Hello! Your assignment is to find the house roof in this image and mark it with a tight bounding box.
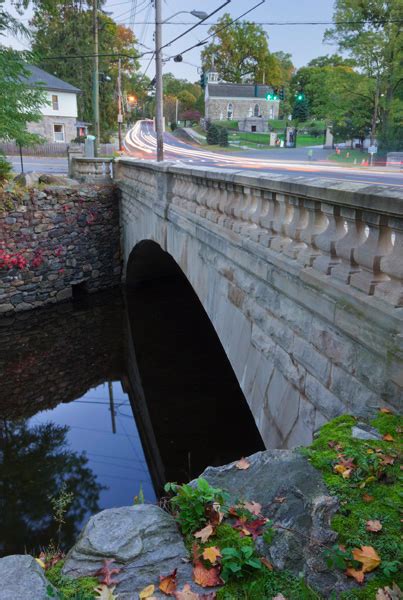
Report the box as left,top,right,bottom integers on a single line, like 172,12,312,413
207,83,274,99
24,65,81,94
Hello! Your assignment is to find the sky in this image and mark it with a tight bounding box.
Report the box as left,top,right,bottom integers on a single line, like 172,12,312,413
3,0,339,81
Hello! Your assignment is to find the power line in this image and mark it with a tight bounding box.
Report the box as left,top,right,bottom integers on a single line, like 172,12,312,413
113,18,403,26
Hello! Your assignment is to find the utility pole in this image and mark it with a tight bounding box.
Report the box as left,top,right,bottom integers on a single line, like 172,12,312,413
154,0,164,161
117,58,123,151
175,97,178,124
92,0,100,155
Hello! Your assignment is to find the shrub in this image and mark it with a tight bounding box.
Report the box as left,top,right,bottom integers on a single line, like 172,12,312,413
206,124,220,145
0,153,12,181
170,121,177,132
218,128,229,147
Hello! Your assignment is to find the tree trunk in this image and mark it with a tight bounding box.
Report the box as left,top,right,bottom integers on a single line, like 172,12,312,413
370,77,380,146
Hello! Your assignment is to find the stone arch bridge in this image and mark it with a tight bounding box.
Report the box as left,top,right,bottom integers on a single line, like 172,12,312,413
76,158,403,447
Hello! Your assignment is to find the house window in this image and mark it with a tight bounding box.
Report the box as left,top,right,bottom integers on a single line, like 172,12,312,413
227,102,233,120
52,95,59,110
254,103,260,117
53,124,65,142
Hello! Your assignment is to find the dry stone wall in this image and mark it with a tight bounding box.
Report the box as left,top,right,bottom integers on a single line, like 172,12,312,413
0,183,121,314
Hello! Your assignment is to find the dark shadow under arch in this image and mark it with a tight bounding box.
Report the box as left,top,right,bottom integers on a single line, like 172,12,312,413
125,240,265,488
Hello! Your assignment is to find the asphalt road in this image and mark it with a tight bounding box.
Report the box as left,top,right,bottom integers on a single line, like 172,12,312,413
124,120,403,189
8,155,68,174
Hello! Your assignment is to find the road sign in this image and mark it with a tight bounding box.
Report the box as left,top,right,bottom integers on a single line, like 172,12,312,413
368,145,378,154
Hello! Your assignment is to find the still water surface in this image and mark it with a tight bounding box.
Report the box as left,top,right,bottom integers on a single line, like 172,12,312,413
0,279,263,556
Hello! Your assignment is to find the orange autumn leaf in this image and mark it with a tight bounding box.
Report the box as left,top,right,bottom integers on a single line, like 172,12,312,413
333,464,352,479
173,584,217,599
346,567,365,584
260,557,273,571
193,562,223,588
194,523,215,543
202,546,221,565
366,520,382,533
362,494,374,503
352,546,381,573
383,434,394,442
379,407,392,414
235,457,250,470
380,455,395,466
159,569,177,595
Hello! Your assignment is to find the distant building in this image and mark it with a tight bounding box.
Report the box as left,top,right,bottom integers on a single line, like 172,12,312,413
24,66,87,143
204,71,280,123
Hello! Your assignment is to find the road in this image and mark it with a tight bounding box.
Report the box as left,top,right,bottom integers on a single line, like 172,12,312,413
8,155,68,174
124,120,403,189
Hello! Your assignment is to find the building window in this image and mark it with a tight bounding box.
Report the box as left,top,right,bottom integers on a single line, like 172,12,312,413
53,124,65,142
52,95,59,110
254,103,260,117
227,102,233,120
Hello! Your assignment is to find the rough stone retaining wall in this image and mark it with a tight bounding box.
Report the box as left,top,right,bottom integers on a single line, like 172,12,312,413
0,184,121,314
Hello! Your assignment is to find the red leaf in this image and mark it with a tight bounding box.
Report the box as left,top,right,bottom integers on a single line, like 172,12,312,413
159,568,178,595
233,516,267,539
193,562,223,588
95,559,121,586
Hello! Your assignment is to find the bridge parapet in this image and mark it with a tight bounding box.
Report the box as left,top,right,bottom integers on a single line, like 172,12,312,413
70,157,113,183
108,157,403,446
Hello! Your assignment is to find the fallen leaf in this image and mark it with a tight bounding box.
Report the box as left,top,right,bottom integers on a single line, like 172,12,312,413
235,457,250,470
95,559,121,586
174,584,217,599
366,520,382,533
233,516,267,539
274,496,286,504
94,585,118,600
379,407,392,414
193,562,223,588
194,523,215,543
383,434,394,442
362,494,374,503
334,464,352,478
35,558,46,569
346,568,365,584
202,546,221,565
242,501,262,515
205,503,224,526
159,569,177,595
380,455,395,466
260,557,273,571
376,583,402,600
139,584,156,599
272,595,288,600
352,546,381,573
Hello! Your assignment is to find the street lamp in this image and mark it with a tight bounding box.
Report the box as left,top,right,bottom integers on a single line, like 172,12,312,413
154,3,208,161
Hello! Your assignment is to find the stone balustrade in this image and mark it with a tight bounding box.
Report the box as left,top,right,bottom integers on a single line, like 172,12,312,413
115,159,403,308
70,157,114,183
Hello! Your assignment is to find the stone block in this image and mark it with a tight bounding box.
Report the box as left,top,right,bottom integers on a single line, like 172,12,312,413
265,369,300,440
305,373,345,420
292,335,331,384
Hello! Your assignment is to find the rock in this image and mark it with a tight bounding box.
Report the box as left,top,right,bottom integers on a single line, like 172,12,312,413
62,504,209,599
14,172,41,187
0,555,59,600
198,449,354,597
352,424,382,440
38,174,68,185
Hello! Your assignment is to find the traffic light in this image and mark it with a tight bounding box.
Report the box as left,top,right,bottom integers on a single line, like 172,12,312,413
200,71,206,89
295,92,305,101
279,87,285,101
266,88,279,101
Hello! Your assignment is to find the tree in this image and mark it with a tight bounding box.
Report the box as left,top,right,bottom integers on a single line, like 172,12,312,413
271,51,295,117
292,97,309,122
177,90,197,110
206,123,220,145
218,127,228,147
201,13,281,85
0,419,104,556
325,0,403,150
0,3,47,146
30,0,139,139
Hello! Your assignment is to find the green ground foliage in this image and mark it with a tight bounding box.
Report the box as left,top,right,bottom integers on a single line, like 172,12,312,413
302,413,402,598
46,561,98,600
328,149,369,164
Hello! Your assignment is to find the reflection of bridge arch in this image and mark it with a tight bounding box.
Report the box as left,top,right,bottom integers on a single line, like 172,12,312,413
125,240,264,492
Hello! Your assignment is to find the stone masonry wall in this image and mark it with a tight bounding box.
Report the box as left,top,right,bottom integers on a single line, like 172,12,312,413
205,98,279,121
27,115,77,143
0,184,121,314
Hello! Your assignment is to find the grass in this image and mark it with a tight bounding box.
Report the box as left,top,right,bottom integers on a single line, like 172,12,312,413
328,149,369,164
302,413,403,599
296,134,323,147
46,562,98,600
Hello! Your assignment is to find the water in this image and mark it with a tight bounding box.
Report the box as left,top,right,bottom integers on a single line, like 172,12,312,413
0,279,264,557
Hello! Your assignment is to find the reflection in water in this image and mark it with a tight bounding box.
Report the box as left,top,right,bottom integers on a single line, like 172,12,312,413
1,277,264,556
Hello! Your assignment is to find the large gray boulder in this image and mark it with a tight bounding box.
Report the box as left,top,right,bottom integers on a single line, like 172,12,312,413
199,449,352,597
0,555,58,600
62,504,208,599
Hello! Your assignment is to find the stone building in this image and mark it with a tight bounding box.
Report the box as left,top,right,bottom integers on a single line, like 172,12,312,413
204,71,279,123
25,66,85,143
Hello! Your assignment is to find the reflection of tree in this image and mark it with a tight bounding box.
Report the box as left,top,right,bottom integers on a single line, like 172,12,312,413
0,419,104,556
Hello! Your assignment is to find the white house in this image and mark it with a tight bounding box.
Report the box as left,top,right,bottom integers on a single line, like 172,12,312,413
25,65,88,143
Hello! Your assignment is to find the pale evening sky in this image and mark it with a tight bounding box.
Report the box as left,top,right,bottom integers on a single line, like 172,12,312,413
3,0,339,81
